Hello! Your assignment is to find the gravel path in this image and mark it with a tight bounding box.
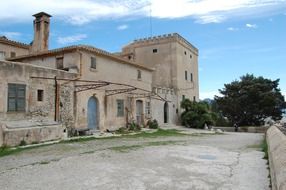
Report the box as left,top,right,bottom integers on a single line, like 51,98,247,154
0,130,270,190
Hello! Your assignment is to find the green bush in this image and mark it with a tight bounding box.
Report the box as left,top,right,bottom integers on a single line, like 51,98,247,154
181,99,216,129
147,119,159,129
128,122,141,131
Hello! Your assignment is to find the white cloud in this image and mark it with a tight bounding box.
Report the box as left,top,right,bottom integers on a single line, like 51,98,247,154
0,31,22,39
117,24,129,30
227,27,239,31
246,23,257,28
57,34,87,45
0,0,285,25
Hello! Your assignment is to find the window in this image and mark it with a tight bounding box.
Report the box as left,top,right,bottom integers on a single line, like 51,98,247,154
91,57,96,69
128,55,132,60
0,51,5,60
145,101,151,116
56,57,64,69
185,71,188,80
190,73,193,82
137,70,142,80
37,89,44,101
117,99,124,117
8,84,26,112
153,49,158,53
190,54,192,59
184,51,186,55
193,96,196,102
10,52,16,58
182,95,185,101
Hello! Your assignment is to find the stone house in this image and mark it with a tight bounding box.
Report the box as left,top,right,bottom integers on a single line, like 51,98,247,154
0,12,199,146
121,33,199,124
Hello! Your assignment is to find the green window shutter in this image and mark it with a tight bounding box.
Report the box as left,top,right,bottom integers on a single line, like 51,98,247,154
7,84,26,112
117,99,124,117
91,57,96,69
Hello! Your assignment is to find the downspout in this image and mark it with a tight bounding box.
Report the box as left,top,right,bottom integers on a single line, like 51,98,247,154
54,76,59,121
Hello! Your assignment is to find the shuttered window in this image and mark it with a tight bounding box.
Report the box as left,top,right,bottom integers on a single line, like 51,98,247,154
8,84,26,112
117,99,124,117
91,57,96,69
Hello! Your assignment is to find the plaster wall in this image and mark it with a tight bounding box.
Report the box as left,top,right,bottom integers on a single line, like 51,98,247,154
0,43,29,60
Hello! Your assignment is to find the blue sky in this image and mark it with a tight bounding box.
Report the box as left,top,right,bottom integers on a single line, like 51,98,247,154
0,0,285,99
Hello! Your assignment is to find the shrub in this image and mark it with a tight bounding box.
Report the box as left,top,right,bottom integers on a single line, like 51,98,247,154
147,119,159,129
128,122,141,131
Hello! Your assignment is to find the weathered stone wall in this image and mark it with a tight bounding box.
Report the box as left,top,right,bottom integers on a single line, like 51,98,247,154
0,42,29,60
0,123,63,147
213,126,269,133
122,34,199,124
267,126,286,190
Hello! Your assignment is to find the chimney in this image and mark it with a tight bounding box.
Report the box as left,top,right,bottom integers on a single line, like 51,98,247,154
31,12,51,52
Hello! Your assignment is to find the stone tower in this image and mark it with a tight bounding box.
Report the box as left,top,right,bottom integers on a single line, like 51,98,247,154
31,12,51,52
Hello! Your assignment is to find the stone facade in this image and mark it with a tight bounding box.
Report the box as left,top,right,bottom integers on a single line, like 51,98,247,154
0,37,30,60
121,33,199,124
0,12,199,146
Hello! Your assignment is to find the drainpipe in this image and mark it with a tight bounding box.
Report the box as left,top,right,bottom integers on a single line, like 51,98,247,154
54,76,60,121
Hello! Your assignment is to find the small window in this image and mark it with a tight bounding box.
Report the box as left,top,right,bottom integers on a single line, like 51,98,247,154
190,54,192,59
117,99,124,117
10,52,16,58
56,57,64,69
8,84,26,112
182,95,185,101
137,70,142,80
37,90,44,101
0,51,5,60
128,55,132,60
184,51,186,55
153,49,158,53
185,71,188,80
190,73,193,82
91,57,96,69
193,96,196,102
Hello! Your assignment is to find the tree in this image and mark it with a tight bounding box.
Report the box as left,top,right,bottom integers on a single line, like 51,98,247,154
215,74,285,126
181,99,216,128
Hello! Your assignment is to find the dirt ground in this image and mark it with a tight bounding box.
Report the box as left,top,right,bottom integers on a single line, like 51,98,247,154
0,129,270,190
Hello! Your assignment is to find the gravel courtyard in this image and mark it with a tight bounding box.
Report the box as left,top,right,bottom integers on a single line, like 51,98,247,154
0,129,270,190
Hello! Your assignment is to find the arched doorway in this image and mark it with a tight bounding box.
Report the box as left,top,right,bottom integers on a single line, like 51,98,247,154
87,96,98,130
164,102,169,123
136,100,143,125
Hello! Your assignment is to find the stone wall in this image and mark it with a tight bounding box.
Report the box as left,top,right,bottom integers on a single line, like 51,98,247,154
0,123,63,147
267,126,286,190
213,126,269,133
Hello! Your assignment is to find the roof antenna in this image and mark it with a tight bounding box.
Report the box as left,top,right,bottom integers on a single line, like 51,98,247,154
149,3,153,37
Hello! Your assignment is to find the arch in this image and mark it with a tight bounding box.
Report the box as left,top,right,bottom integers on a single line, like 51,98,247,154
87,96,99,130
164,102,169,123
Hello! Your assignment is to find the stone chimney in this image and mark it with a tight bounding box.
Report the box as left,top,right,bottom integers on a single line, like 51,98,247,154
31,12,51,52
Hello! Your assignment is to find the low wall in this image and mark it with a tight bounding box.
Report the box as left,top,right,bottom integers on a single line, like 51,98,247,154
0,124,63,147
213,126,268,133
267,126,286,190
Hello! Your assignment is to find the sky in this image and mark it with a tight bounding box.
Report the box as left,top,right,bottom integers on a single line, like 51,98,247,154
0,0,285,100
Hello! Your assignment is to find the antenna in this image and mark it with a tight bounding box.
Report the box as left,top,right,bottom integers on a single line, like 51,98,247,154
149,3,153,37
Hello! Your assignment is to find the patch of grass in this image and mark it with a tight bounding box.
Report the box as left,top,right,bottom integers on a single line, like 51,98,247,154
110,145,143,153
126,128,187,138
39,161,50,165
60,136,97,144
146,141,181,146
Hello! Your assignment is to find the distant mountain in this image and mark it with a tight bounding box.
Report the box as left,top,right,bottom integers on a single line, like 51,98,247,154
201,98,214,104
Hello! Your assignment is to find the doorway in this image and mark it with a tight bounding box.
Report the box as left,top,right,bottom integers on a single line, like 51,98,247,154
87,96,98,130
136,100,143,125
164,102,169,123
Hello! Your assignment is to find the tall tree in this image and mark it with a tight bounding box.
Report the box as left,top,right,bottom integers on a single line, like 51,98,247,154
215,74,285,126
